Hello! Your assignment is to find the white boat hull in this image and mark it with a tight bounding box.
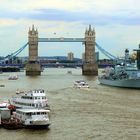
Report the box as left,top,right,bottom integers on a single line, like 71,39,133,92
98,78,140,88
25,119,50,126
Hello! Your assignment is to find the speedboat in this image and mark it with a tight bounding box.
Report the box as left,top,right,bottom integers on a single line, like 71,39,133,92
8,75,18,80
67,70,72,74
74,80,89,88
0,101,9,108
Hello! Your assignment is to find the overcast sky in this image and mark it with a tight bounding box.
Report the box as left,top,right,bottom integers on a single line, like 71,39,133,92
0,0,140,58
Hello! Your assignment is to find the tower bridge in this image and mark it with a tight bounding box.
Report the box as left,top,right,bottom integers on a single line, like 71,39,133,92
26,25,98,76
1,25,117,76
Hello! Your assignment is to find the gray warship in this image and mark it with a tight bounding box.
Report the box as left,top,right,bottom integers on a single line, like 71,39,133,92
98,46,140,88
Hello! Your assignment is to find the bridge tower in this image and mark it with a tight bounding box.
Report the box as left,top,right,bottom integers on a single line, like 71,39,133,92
82,25,98,75
26,25,41,75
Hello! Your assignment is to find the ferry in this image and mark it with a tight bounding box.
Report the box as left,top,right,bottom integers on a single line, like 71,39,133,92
14,109,50,128
74,80,89,88
10,89,50,110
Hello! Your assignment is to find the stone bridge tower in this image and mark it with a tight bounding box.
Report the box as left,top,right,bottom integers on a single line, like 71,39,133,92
82,25,98,75
26,25,41,75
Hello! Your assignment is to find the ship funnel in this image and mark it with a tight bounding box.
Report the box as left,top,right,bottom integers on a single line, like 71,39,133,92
125,49,129,61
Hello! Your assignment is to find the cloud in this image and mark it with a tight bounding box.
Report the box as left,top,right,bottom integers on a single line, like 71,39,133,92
0,7,140,26
0,0,140,26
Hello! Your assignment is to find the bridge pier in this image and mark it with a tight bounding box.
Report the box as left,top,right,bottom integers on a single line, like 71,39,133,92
26,62,41,76
82,25,98,75
26,25,41,76
82,63,98,75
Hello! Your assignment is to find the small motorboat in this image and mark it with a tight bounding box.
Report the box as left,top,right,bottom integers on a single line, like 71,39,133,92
0,101,9,108
0,84,5,87
74,80,89,88
67,70,72,74
8,75,18,80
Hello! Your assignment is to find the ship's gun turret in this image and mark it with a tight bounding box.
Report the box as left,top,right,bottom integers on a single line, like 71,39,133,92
133,44,140,70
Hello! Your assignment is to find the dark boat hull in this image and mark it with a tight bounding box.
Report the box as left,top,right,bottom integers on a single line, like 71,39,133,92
24,124,50,129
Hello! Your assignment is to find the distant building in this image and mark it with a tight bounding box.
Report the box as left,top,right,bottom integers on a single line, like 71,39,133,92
67,52,74,61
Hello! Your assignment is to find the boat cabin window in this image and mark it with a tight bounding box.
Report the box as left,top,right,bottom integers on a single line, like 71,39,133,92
21,96,33,99
32,112,36,115
41,112,47,115
26,113,31,116
40,90,44,93
42,97,46,99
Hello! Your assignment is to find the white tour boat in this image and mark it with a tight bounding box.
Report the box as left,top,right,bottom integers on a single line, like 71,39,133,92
14,109,50,128
10,89,49,110
74,80,89,88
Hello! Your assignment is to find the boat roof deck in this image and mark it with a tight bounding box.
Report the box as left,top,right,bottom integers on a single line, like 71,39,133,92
16,109,50,113
16,89,46,96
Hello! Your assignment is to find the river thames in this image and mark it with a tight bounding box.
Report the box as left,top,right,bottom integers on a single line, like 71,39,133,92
0,68,140,140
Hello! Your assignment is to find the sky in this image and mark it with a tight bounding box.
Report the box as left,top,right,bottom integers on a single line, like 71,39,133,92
0,0,140,59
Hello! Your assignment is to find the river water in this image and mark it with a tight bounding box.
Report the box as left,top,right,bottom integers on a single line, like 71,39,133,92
0,68,140,140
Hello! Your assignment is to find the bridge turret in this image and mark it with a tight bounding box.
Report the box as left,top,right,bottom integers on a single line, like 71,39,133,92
82,25,98,75
85,28,88,34
26,25,41,75
89,24,91,31
36,28,38,34
32,24,35,32
28,25,38,61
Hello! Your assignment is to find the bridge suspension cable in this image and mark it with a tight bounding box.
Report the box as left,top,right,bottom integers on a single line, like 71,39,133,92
2,42,28,62
12,42,28,57
95,43,117,60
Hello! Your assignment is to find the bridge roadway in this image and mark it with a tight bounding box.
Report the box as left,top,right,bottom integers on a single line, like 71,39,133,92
0,63,114,69
38,38,117,60
38,38,85,42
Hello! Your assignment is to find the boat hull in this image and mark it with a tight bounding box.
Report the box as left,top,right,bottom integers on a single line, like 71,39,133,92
25,124,50,129
24,119,50,128
98,78,140,88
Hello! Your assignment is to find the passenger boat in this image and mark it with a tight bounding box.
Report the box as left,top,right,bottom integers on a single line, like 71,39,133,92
74,80,89,88
15,109,50,128
10,89,50,110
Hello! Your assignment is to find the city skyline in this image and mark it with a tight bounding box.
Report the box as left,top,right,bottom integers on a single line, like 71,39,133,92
0,0,140,58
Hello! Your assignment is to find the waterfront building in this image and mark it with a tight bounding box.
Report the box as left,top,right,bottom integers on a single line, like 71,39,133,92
67,52,74,61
